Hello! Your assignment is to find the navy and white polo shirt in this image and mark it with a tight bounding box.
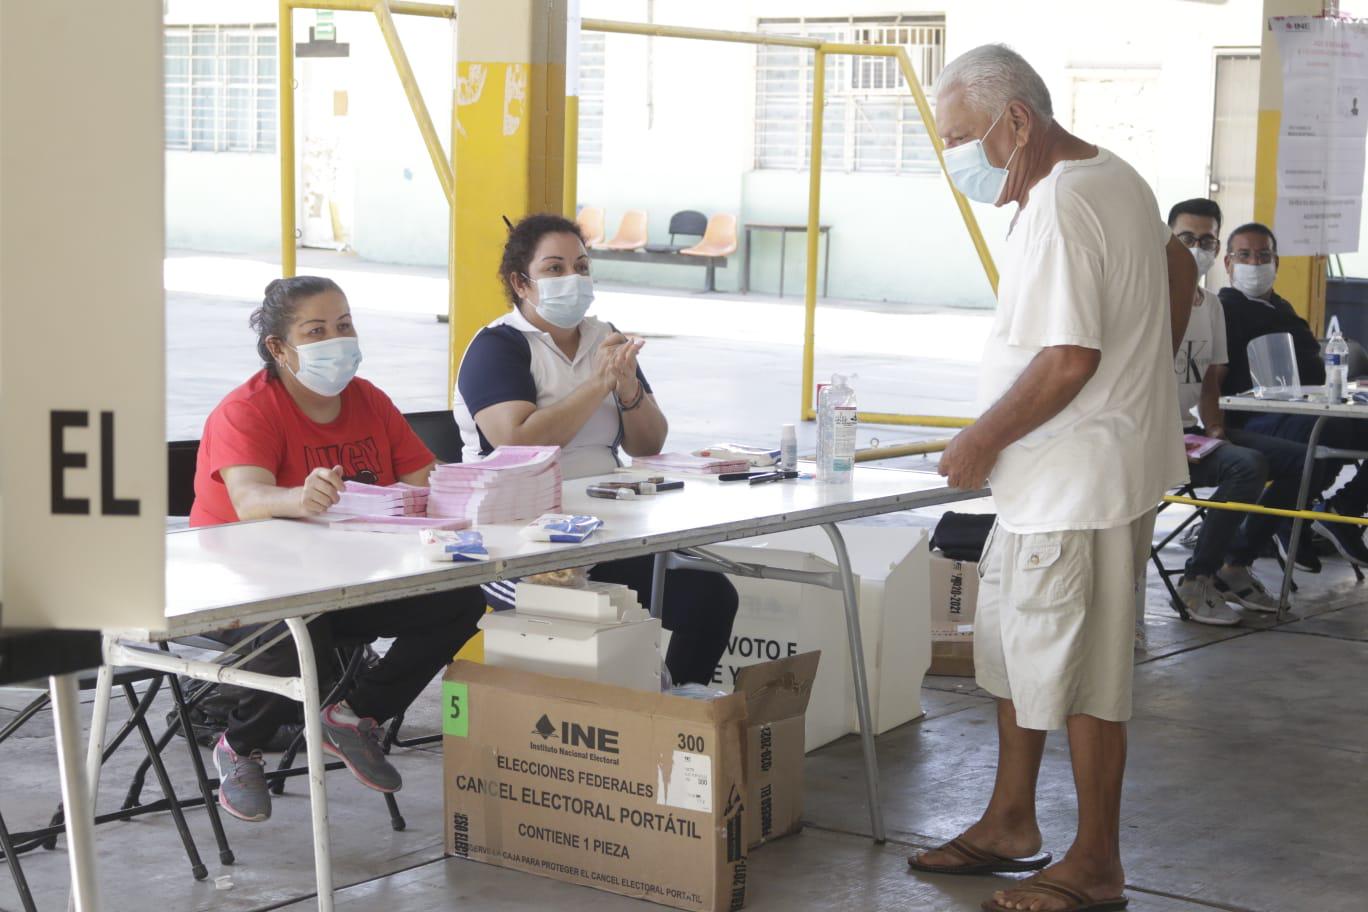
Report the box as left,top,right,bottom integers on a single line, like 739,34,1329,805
452,308,652,480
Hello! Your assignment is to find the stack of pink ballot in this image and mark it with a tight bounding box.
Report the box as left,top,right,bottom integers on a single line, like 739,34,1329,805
326,481,468,533
630,453,750,476
332,481,429,517
426,446,564,525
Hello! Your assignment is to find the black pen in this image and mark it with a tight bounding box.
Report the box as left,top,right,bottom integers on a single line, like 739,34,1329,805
719,472,757,482
749,472,785,485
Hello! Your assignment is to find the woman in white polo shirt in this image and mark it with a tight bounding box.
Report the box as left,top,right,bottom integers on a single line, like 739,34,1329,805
452,213,737,685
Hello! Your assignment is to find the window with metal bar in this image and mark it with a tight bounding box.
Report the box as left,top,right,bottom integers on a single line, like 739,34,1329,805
577,32,606,165
755,16,945,174
165,24,277,153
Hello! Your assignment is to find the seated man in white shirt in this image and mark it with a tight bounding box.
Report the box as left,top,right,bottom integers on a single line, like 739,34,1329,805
1168,198,1304,622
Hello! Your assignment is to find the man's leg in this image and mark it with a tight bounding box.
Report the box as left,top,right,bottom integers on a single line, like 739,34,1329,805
990,716,1128,912
1183,442,1267,579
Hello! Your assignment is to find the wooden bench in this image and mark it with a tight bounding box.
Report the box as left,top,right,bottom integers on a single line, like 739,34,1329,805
589,247,728,292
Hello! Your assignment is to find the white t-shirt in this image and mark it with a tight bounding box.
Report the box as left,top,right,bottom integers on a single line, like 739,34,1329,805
1174,288,1228,428
975,148,1188,534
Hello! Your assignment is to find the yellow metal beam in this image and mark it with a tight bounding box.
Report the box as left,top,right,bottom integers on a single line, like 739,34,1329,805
279,0,297,276
581,18,821,49
374,1,455,203
453,0,568,400
801,48,826,425
285,0,454,18
1164,494,1368,526
855,439,951,461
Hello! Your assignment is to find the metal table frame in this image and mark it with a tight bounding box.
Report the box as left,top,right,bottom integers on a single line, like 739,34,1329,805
741,223,831,298
92,470,976,911
1221,393,1368,618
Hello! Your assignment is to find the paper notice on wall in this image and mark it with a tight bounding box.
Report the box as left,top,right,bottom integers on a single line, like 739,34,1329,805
1271,17,1368,255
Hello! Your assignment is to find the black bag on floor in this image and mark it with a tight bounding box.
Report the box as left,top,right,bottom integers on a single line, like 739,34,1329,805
930,512,996,562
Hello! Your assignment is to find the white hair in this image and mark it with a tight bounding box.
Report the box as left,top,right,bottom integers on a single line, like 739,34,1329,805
936,44,1053,123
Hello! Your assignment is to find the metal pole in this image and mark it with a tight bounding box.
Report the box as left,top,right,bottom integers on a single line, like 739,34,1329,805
821,523,886,843
580,18,821,49
563,0,581,217
374,1,456,203
285,616,335,912
51,674,99,911
1278,414,1328,619
447,14,459,403
280,0,297,276
894,48,998,294
800,49,825,422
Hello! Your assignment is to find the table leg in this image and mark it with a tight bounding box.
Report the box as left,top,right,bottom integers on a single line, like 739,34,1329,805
50,673,99,912
822,230,831,298
82,662,113,818
285,616,334,912
742,228,751,294
1279,414,1329,620
778,230,786,299
649,552,668,620
820,523,886,844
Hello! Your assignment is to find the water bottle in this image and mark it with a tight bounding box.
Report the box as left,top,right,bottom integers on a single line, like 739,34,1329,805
1326,317,1349,403
818,374,857,484
816,384,833,481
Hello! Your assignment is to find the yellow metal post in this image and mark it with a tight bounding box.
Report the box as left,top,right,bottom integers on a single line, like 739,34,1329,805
563,0,580,217
452,0,567,396
1254,0,1329,329
800,49,825,423
279,0,296,276
374,2,455,203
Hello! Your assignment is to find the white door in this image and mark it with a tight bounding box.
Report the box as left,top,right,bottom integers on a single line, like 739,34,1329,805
298,55,355,250
1208,53,1261,291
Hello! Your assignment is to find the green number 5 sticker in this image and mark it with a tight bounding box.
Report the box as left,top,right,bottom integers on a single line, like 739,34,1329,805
443,681,469,737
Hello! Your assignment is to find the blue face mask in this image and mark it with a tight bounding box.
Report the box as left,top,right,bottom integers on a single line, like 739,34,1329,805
285,336,362,397
942,109,1020,205
532,274,595,329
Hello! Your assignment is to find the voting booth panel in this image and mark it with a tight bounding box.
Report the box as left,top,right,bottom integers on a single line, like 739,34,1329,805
0,0,167,629
712,525,931,749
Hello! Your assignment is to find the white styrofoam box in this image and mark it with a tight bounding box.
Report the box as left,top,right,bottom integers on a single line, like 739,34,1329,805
704,546,853,750
709,524,931,750
514,580,641,622
479,610,662,692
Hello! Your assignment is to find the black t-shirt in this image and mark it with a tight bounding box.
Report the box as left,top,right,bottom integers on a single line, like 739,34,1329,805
1218,287,1324,400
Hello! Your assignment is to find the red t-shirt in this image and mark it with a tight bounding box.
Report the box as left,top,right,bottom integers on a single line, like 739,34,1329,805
189,371,434,527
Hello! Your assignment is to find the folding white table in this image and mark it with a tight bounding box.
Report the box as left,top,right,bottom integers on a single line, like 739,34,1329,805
95,466,977,910
1220,393,1368,617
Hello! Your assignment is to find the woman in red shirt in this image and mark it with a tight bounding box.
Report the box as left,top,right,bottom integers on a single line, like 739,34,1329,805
192,276,484,823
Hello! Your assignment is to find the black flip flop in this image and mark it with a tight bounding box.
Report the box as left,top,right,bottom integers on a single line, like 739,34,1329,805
908,836,1052,876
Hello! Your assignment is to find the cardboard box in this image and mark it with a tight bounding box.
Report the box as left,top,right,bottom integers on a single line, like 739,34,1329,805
707,546,851,749
928,555,978,677
443,660,749,912
711,525,931,747
736,652,818,849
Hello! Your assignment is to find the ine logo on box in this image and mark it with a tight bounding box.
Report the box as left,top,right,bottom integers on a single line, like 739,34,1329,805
531,713,621,755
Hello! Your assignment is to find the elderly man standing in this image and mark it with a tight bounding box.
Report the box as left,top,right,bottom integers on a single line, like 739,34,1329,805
907,46,1194,912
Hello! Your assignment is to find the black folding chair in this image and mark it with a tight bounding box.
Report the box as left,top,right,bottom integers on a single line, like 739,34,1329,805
1151,485,1202,621
644,209,707,254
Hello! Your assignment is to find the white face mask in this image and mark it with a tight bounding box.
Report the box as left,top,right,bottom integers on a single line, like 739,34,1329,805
532,274,595,329
1232,263,1277,301
284,336,363,397
942,109,1020,206
1190,245,1217,279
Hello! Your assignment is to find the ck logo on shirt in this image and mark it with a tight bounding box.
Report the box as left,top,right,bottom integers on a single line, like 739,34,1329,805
303,436,382,483
1176,339,1209,384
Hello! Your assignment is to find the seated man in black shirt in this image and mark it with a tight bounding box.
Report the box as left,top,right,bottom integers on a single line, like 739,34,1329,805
1219,221,1368,568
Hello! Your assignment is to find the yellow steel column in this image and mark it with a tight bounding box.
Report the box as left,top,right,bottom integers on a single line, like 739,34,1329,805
1254,0,1329,328
563,0,580,217
800,49,826,422
279,0,296,276
452,0,567,396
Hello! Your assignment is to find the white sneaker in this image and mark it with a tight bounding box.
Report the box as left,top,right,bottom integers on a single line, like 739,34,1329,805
1175,576,1241,626
1215,565,1279,614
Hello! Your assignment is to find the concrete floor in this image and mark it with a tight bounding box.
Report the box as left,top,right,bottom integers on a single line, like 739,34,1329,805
4,259,1364,911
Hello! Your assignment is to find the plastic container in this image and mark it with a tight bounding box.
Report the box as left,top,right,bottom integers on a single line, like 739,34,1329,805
780,424,797,473
1325,316,1348,403
1246,333,1301,398
817,374,856,484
